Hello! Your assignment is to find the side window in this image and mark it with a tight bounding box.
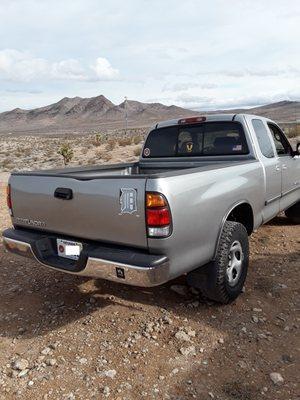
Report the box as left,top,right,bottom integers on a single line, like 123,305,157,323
268,124,291,156
252,119,274,158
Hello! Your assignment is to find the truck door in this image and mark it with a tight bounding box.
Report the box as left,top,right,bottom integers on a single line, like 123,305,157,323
267,123,300,211
250,118,282,221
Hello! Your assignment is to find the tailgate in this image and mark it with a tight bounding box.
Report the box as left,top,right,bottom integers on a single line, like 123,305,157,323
9,175,148,248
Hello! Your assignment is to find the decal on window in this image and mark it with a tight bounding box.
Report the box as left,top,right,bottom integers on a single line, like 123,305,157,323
232,144,242,151
143,147,150,157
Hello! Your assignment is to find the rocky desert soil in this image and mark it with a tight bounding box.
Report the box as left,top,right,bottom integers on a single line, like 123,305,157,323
0,135,299,400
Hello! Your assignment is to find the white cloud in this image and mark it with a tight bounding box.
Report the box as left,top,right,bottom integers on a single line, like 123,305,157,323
91,57,119,80
0,49,119,82
163,82,218,92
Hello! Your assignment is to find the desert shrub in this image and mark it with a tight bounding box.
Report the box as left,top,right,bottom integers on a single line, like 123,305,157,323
95,149,111,162
118,137,132,146
286,125,300,138
1,157,13,170
106,139,117,151
93,133,104,146
133,146,142,156
95,149,105,158
102,153,111,162
58,143,74,165
133,135,142,145
87,158,97,165
81,148,88,155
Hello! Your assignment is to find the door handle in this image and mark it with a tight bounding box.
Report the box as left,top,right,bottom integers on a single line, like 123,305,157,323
275,165,280,171
282,164,287,170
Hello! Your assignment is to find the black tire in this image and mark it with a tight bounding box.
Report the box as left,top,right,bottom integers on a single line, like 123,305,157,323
285,202,300,224
187,221,249,304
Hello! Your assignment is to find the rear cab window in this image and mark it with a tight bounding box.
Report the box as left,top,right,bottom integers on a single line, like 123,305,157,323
142,122,249,158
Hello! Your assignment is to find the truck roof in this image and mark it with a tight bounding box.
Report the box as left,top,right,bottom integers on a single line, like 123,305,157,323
155,113,272,129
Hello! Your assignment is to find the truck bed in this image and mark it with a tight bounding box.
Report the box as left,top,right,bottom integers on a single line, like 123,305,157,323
9,158,255,249
12,158,252,180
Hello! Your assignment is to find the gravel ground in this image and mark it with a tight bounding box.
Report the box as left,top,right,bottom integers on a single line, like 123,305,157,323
0,171,299,400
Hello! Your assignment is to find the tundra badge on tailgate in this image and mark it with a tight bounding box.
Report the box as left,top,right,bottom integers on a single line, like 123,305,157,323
120,188,137,214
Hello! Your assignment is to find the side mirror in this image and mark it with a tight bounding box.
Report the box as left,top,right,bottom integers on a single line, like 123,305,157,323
293,142,300,157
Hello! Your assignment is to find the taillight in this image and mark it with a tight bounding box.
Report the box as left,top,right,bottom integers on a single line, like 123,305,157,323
146,192,172,237
6,184,13,216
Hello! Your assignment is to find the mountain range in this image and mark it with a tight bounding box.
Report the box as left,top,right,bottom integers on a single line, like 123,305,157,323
0,95,299,135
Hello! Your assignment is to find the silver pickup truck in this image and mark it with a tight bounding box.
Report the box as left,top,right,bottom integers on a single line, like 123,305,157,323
3,114,300,303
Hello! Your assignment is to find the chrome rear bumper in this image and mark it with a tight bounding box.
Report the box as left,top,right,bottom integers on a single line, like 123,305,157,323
2,232,169,287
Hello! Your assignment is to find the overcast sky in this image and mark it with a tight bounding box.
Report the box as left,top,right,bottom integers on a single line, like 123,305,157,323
0,0,299,112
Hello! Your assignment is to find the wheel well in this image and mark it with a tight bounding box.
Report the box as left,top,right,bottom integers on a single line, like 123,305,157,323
227,203,254,235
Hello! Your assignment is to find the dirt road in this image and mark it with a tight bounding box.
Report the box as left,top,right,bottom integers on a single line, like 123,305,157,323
0,176,299,400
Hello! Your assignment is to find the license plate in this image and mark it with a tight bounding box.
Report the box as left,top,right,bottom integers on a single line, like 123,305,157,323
57,239,82,260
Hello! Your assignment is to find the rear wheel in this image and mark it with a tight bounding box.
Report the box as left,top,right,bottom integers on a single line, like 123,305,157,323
285,202,300,224
187,221,249,304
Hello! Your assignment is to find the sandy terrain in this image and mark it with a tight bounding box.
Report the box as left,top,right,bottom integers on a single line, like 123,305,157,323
0,137,299,400
0,132,146,172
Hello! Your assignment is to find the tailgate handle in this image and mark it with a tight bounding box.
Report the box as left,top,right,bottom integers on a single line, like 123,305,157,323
54,187,73,200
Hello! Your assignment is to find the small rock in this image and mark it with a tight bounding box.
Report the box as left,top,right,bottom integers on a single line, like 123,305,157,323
41,347,51,355
175,330,191,342
252,315,259,323
46,358,57,366
18,369,29,378
188,300,200,308
281,354,293,364
238,360,247,369
186,327,196,337
179,346,196,356
276,283,288,289
104,369,117,379
170,285,188,296
103,386,110,397
218,338,224,344
270,372,284,385
11,359,29,371
79,357,88,364
162,315,172,324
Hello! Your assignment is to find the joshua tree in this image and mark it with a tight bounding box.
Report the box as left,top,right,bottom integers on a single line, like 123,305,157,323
94,133,103,146
58,143,74,166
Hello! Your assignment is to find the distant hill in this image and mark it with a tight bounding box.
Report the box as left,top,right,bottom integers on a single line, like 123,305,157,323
0,95,196,135
212,101,300,122
0,96,299,135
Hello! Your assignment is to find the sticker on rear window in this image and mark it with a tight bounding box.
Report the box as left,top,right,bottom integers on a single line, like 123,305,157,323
232,144,242,151
143,147,150,157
